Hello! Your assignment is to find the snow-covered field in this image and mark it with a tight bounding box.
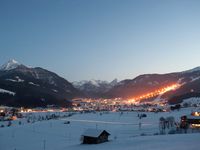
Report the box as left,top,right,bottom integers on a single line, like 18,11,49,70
0,108,200,150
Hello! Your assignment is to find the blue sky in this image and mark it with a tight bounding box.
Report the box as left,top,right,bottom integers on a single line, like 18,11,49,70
1,0,200,81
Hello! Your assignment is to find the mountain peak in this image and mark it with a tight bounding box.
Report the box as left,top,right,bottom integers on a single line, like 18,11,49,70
0,59,21,71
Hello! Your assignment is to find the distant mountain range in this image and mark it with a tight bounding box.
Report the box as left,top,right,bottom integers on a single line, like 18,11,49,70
72,79,118,98
1,59,200,107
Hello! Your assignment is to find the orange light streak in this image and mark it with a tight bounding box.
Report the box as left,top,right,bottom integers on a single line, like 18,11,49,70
128,83,181,103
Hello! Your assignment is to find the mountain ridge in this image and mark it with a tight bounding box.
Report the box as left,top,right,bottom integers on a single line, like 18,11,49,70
0,60,83,107
1,59,200,106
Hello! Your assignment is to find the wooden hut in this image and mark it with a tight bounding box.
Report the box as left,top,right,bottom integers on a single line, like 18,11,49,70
82,129,110,144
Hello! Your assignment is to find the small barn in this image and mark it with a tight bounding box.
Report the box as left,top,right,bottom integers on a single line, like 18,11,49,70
82,129,110,144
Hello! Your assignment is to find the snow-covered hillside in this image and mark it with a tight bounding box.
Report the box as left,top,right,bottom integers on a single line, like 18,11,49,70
182,97,200,106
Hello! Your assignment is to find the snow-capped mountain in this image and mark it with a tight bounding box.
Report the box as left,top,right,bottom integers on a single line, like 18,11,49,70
0,60,82,107
73,80,108,88
73,79,118,98
0,59,21,70
73,79,117,89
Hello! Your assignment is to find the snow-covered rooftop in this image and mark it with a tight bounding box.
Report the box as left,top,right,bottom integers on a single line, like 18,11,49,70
82,129,110,138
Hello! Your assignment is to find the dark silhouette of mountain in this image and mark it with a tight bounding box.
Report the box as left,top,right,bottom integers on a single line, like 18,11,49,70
1,59,200,106
72,67,200,104
0,60,82,107
105,67,200,104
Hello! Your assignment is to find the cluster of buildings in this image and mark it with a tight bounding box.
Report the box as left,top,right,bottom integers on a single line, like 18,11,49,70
181,111,200,129
71,98,168,112
0,106,69,121
0,106,22,121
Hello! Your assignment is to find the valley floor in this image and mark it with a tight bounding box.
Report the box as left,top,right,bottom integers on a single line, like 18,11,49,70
0,108,200,150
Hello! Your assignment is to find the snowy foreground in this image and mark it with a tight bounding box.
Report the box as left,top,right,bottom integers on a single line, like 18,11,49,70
0,108,200,150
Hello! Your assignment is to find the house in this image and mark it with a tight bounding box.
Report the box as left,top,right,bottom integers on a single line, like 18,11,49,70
82,129,110,144
181,112,200,128
186,115,200,128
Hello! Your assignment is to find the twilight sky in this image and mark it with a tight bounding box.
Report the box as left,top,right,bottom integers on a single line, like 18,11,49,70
1,0,200,82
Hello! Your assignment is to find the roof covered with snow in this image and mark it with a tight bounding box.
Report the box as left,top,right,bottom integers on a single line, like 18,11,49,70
82,129,110,138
